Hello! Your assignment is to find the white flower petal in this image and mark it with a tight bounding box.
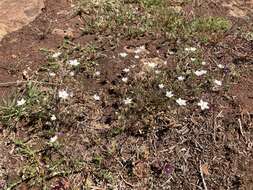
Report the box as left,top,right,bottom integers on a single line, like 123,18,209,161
52,52,61,58
123,68,130,73
214,79,222,86
177,76,185,81
197,99,209,110
49,72,56,77
50,135,58,143
51,115,57,121
134,55,140,59
119,52,128,58
158,84,165,89
134,46,145,54
194,70,207,76
93,94,100,101
217,64,225,69
122,77,128,83
17,98,26,106
95,71,101,76
165,91,174,98
176,98,187,106
69,71,75,76
185,47,197,52
68,59,80,66
144,61,157,68
58,90,69,99
124,98,132,105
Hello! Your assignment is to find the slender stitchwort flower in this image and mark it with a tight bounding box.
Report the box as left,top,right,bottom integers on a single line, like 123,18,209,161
194,70,207,76
58,90,69,99
51,115,57,121
119,52,128,58
159,84,165,89
68,59,80,66
122,77,128,83
197,99,209,110
124,98,132,105
50,135,58,143
17,98,26,106
166,91,174,98
214,79,222,86
93,94,100,101
177,76,185,81
176,98,187,106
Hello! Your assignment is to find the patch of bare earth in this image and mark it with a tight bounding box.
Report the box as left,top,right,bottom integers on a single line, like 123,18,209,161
0,0,81,98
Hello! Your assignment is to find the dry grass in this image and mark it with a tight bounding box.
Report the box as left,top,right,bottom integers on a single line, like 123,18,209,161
0,0,252,189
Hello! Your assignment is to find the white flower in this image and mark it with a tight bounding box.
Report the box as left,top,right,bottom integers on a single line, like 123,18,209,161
158,84,165,89
217,64,224,69
144,61,157,69
176,98,187,106
201,61,206,65
68,59,80,66
122,77,128,83
123,68,130,73
49,72,56,77
177,76,185,81
95,71,101,76
134,45,145,54
52,52,61,58
191,58,196,61
165,91,174,98
93,94,100,101
197,99,209,110
17,98,26,106
185,47,196,52
124,98,132,105
119,52,128,58
134,55,140,59
50,135,58,143
194,70,207,76
58,90,69,99
69,71,75,76
51,115,57,121
148,62,157,68
214,79,222,86
190,47,197,52
155,70,161,74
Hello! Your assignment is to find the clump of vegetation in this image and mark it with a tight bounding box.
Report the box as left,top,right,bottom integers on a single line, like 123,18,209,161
0,82,51,128
0,0,252,189
78,0,230,41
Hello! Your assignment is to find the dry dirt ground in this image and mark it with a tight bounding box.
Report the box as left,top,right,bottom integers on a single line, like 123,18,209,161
0,0,252,189
0,0,44,40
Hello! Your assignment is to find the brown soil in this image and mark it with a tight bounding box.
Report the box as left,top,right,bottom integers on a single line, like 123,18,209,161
0,0,252,111
0,0,81,98
0,0,252,189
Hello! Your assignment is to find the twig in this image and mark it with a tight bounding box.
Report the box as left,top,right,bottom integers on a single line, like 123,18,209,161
199,161,208,190
0,81,25,87
120,174,135,188
6,175,36,190
238,118,245,138
0,80,59,87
